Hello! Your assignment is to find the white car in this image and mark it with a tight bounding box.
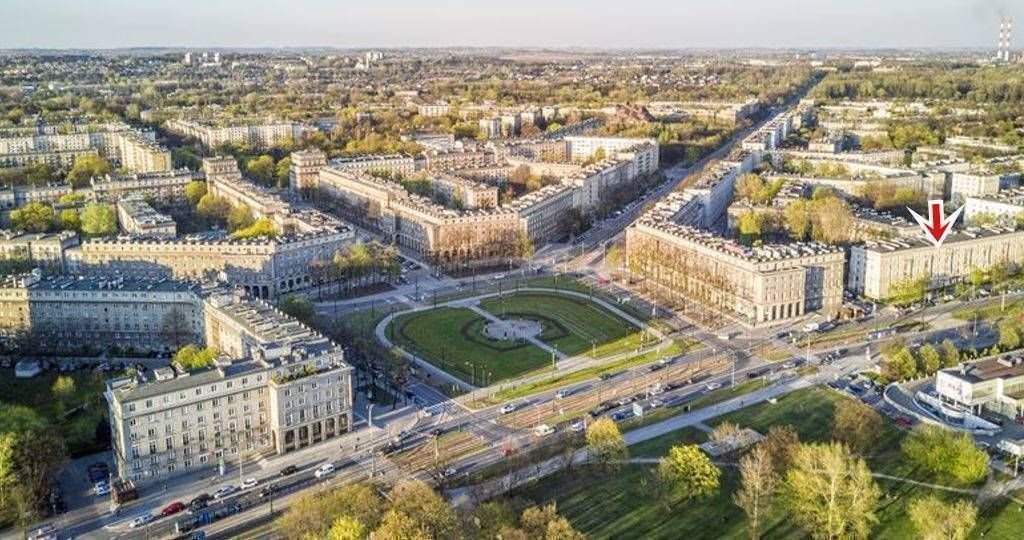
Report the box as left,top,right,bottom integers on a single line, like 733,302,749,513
212,485,237,499
442,466,458,477
555,389,570,399
315,463,336,478
129,514,154,528
94,481,111,496
569,419,586,433
534,424,555,437
241,477,259,490
499,403,518,414
705,382,722,391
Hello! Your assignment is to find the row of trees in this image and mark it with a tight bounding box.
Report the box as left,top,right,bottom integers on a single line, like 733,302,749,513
308,242,402,297
9,201,117,237
734,174,785,205
882,338,962,381
276,479,584,540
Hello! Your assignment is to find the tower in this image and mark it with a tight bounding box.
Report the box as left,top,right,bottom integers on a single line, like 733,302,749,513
998,16,1013,62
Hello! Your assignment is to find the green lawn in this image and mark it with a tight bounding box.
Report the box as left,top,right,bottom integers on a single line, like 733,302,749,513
0,369,109,457
389,307,553,384
511,386,1018,539
478,292,639,356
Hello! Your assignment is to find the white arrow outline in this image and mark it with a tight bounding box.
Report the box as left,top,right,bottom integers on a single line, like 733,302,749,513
907,199,963,248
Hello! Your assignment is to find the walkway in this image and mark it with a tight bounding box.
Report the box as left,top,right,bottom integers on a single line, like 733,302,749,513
467,304,567,360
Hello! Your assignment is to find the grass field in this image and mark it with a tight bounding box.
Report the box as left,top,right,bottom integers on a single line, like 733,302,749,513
511,386,1024,539
0,369,109,457
389,307,553,384
478,292,639,356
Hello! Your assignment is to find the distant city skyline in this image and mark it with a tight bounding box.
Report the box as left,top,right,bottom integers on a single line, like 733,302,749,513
0,0,1021,51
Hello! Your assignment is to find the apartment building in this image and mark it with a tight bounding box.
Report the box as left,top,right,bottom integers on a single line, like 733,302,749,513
430,175,498,209
950,171,1003,199
117,132,173,173
625,195,845,327
330,154,416,178
66,216,353,300
421,148,496,172
847,226,1024,299
90,169,198,203
417,101,451,117
964,188,1024,223
288,149,327,195
0,230,79,268
0,271,203,351
564,136,660,169
165,119,305,150
117,198,177,238
105,290,353,485
509,183,577,243
204,157,288,218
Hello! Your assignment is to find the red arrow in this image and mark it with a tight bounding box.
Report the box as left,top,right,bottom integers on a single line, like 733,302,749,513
908,200,963,247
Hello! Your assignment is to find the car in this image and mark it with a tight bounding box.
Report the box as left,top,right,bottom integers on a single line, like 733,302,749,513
555,389,571,399
705,382,722,391
241,478,259,490
94,481,111,496
189,493,212,507
129,514,154,528
160,501,186,516
648,363,665,372
259,484,278,498
615,396,634,406
648,398,665,409
29,524,57,540
314,463,335,478
499,402,518,414
280,465,298,476
569,419,586,433
442,466,458,477
534,424,555,437
610,410,634,422
212,485,237,499
781,361,796,369
716,332,733,340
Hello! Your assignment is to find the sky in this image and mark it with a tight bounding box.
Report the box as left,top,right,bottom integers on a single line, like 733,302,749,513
0,0,1020,50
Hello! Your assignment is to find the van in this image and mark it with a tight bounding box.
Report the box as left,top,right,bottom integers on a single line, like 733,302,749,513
315,463,335,478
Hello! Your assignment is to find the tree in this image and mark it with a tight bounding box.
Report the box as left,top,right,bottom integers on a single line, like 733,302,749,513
66,155,111,187
831,399,883,453
185,181,208,205
940,339,961,367
916,343,943,375
519,504,585,540
998,319,1021,351
9,202,54,233
172,344,218,371
385,481,459,539
327,516,366,540
762,425,801,474
58,209,81,232
227,205,255,233
737,210,763,243
231,218,278,239
275,156,292,189
908,496,977,540
246,155,276,186
585,417,627,468
280,295,315,324
734,444,779,540
901,425,988,484
783,199,811,240
884,346,918,381
0,433,16,509
80,203,118,237
277,483,383,539
782,442,880,539
160,308,194,349
373,510,428,540
655,445,721,507
474,500,518,538
197,194,231,223
51,375,76,401
710,421,743,443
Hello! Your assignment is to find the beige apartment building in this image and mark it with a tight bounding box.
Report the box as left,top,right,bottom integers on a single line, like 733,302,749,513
625,196,845,327
204,157,288,218
289,149,327,195
0,230,79,269
90,169,198,203
0,271,204,351
117,132,172,173
166,119,305,150
105,290,354,485
847,226,1024,300
331,154,417,177
116,198,177,238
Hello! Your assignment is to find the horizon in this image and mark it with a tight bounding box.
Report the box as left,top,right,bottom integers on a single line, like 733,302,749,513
0,0,1021,50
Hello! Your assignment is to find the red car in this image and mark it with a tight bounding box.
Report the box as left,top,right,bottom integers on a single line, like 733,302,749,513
161,501,186,516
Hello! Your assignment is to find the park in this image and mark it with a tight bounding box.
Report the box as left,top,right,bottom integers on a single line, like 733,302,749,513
384,289,653,386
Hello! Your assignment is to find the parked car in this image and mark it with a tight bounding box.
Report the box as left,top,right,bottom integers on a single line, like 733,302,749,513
241,478,259,490
29,524,57,540
705,382,722,391
160,501,186,516
259,484,277,498
499,402,518,414
212,485,237,499
94,481,111,496
569,419,586,433
534,424,555,437
555,389,571,399
314,463,335,478
279,465,298,476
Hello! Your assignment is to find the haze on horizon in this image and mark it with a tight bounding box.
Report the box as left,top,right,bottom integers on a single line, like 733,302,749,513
0,0,1020,51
